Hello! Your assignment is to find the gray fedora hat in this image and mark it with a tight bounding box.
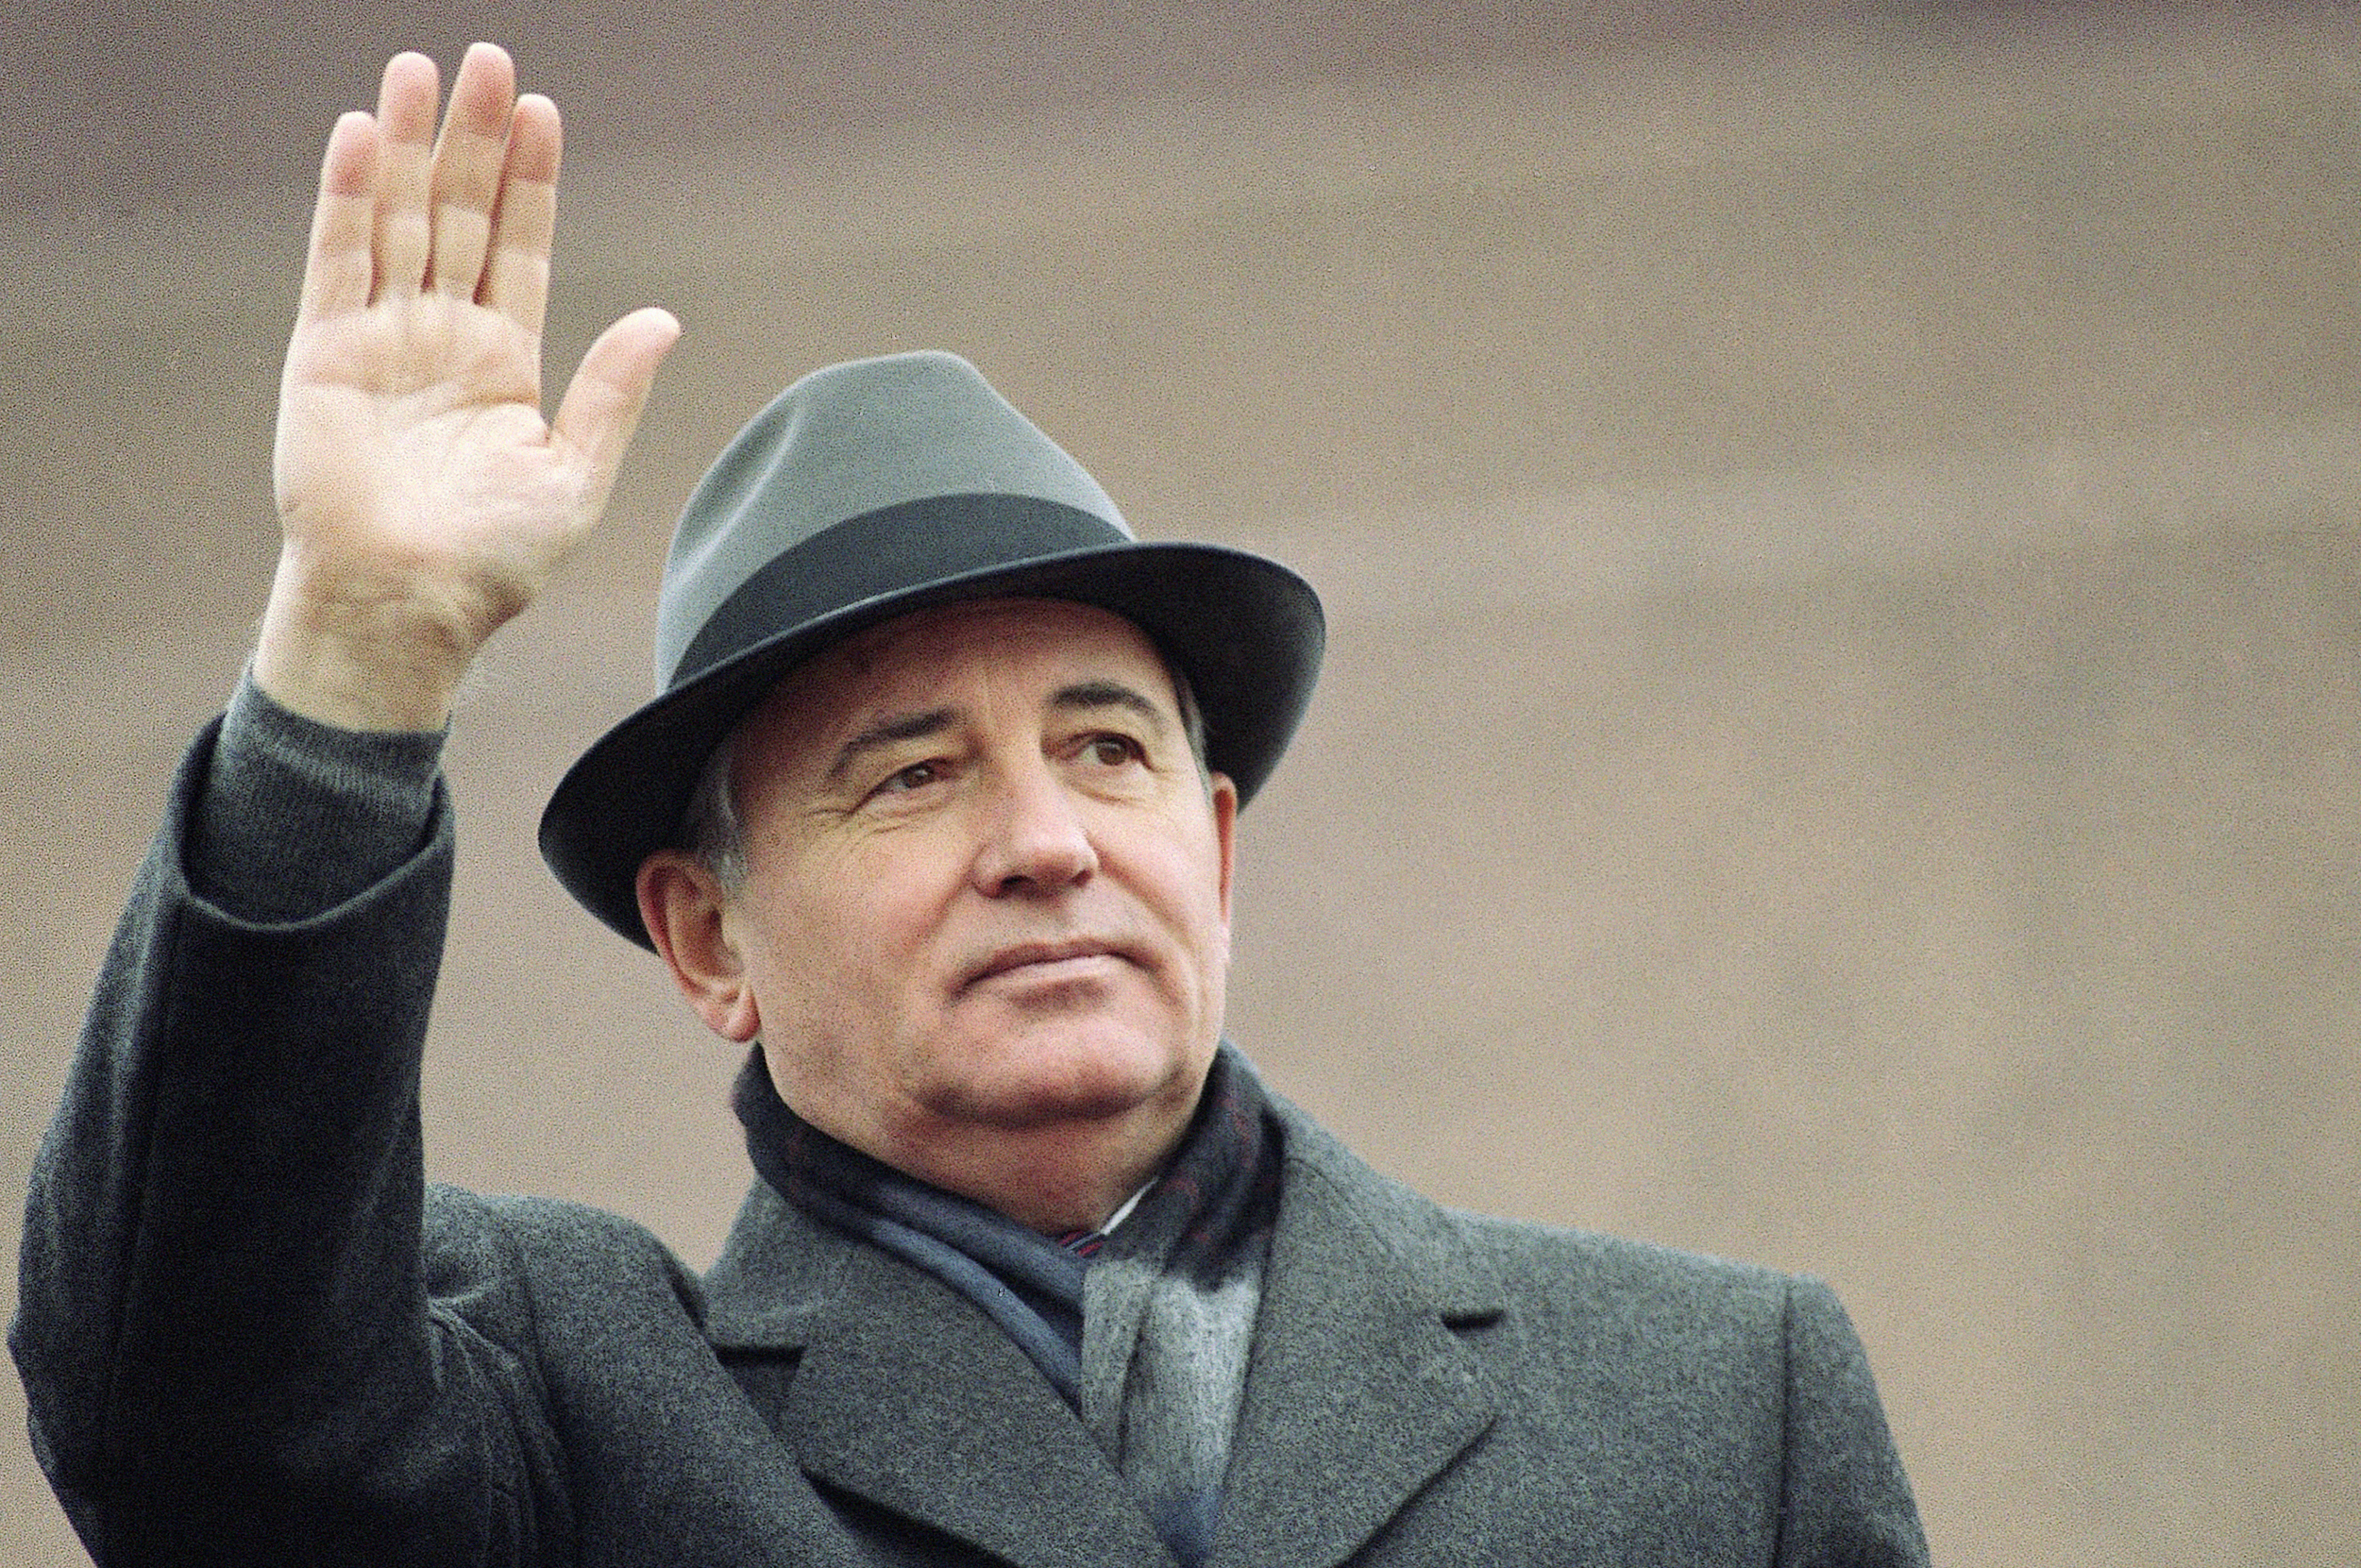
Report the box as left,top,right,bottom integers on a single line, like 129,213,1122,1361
540,350,1324,948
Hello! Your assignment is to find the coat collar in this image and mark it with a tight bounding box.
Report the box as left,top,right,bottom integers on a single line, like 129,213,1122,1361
699,1094,1506,1568
1213,1097,1506,1568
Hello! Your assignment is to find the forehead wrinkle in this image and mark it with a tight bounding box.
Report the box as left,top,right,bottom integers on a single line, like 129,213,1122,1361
778,607,1178,789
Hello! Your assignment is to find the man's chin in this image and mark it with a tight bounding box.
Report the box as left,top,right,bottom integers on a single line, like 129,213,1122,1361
918,1034,1209,1133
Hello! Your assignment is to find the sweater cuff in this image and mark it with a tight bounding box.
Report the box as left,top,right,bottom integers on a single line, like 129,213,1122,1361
186,670,449,923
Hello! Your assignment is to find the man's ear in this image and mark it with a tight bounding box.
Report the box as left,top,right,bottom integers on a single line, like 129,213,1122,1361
1208,771,1238,926
636,850,760,1043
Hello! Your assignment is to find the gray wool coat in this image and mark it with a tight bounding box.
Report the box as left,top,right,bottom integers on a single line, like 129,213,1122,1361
15,731,1929,1567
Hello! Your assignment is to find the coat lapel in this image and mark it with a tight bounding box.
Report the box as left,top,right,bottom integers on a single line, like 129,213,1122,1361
700,1096,1506,1568
1213,1109,1505,1568
704,1184,1175,1568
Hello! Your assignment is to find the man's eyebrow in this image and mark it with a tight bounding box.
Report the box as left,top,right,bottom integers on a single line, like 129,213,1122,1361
824,683,1167,783
1051,679,1169,731
827,708,955,783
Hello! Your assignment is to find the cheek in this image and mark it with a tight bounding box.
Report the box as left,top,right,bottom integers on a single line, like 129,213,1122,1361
1148,828,1233,959
783,844,960,988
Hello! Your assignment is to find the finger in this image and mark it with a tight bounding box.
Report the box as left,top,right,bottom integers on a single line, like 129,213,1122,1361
480,92,562,331
427,42,516,300
551,307,682,507
296,111,380,322
371,51,440,300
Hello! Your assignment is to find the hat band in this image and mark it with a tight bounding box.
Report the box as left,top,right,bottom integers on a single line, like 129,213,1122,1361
670,493,1131,687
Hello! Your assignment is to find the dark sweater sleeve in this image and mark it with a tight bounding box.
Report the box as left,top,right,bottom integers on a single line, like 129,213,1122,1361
188,671,446,923
10,695,565,1566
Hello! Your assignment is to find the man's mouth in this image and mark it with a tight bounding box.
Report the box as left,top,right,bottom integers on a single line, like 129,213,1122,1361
963,938,1131,990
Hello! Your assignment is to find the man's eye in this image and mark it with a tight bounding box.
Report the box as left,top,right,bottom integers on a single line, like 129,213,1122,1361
1083,735,1143,767
878,761,940,794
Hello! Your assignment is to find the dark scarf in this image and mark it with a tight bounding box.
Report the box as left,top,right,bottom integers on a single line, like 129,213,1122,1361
731,1043,1280,1405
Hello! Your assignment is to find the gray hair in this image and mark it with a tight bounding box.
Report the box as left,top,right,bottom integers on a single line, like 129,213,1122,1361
678,725,752,891
677,662,1210,892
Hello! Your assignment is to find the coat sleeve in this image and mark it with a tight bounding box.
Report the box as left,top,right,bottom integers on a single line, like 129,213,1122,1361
1775,1276,1931,1568
9,721,571,1566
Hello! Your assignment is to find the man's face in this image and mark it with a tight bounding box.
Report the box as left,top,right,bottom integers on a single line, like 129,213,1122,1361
712,597,1236,1179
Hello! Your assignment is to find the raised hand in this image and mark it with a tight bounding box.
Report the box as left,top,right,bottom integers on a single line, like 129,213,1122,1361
256,43,679,729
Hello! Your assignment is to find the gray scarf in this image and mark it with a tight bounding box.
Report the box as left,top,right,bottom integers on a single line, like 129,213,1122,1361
733,1045,1281,1565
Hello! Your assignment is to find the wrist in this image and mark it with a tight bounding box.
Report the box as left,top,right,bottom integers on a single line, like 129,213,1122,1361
252,551,480,732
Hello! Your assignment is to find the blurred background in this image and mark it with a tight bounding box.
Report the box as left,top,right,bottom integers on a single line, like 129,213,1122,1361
4,3,2355,1561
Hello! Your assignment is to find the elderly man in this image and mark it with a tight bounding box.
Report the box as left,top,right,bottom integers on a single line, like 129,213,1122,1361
14,44,1928,1568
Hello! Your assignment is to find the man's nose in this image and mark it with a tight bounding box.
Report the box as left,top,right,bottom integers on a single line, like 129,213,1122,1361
970,757,1098,895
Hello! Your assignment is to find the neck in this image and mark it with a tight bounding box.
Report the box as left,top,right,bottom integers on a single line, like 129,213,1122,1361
884,1122,1177,1234
759,1053,1211,1234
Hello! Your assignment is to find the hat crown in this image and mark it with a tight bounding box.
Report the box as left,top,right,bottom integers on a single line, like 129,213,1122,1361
655,350,1131,688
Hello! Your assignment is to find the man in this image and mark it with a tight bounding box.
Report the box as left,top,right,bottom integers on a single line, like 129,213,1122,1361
14,43,1929,1567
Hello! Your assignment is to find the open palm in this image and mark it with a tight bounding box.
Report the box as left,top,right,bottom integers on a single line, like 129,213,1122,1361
260,45,676,729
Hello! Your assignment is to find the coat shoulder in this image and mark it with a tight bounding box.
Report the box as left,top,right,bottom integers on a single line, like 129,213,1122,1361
1270,1090,1790,1335
1452,1206,1792,1331
1257,1087,1930,1565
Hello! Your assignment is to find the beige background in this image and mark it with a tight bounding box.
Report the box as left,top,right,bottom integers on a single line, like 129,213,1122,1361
5,4,2356,1563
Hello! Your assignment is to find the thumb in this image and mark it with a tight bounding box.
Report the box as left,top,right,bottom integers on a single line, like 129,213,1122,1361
551,306,682,504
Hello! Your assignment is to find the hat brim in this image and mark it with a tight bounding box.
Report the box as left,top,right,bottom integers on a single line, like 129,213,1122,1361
538,539,1323,948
